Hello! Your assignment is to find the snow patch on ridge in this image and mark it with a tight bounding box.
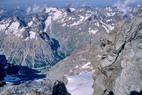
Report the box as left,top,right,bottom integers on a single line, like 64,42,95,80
46,7,62,21
45,16,52,30
4,21,25,38
101,21,114,33
28,21,33,27
70,15,84,26
89,29,98,34
29,31,36,39
8,21,19,30
81,62,91,69
0,23,8,30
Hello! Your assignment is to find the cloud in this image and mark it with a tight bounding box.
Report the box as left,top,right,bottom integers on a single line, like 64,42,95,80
113,0,141,15
26,4,46,14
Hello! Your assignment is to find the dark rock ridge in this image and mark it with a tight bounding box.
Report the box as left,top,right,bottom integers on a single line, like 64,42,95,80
52,81,71,95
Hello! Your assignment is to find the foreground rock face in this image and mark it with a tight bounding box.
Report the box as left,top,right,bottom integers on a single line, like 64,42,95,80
0,80,53,95
93,5,142,95
0,79,71,95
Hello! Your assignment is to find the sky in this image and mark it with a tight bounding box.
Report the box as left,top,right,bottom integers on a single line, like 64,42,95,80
0,0,142,9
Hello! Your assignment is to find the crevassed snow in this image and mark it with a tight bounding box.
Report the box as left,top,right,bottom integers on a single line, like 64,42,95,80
66,71,94,95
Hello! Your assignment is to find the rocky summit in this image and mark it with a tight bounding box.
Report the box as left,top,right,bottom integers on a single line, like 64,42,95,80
0,4,142,95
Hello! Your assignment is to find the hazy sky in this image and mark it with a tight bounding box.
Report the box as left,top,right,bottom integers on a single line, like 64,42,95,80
0,0,142,9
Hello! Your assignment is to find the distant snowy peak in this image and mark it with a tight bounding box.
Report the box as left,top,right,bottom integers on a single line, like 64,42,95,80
0,6,138,40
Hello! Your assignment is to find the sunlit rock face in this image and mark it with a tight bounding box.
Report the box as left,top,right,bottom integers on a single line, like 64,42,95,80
93,5,142,95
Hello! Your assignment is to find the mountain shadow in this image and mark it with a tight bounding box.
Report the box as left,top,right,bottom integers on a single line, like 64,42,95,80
0,54,46,86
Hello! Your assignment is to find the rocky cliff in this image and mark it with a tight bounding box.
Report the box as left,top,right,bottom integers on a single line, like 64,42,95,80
93,5,142,95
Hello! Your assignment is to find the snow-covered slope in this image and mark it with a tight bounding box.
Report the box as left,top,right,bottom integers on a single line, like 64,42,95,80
66,71,94,95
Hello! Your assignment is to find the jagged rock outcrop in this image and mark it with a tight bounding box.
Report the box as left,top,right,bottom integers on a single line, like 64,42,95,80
52,81,71,95
93,5,142,95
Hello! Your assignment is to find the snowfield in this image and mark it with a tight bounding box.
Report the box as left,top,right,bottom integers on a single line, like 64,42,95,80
66,71,94,95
